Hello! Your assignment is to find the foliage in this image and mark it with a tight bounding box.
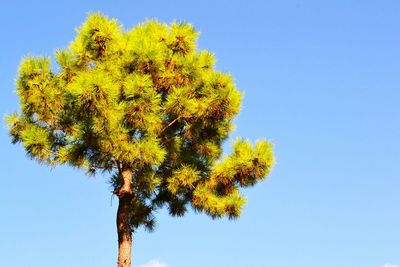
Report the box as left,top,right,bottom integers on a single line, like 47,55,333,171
6,13,275,231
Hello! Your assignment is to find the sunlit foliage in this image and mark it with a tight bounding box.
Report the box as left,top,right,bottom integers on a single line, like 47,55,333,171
7,13,275,231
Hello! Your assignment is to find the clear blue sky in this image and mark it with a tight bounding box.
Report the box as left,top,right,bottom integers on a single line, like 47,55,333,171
1,1,399,267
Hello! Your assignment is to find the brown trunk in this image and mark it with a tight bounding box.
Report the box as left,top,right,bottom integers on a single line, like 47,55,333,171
117,167,133,267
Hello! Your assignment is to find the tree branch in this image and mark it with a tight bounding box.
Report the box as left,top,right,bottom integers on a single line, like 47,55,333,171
160,116,181,134
87,164,118,169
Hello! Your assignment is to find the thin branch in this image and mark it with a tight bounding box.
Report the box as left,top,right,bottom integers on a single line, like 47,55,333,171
87,164,118,169
160,116,181,134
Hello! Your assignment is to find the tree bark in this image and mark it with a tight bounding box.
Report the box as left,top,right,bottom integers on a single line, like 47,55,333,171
117,167,133,267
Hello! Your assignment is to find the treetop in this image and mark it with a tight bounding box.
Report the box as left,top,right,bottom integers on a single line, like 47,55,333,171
7,13,275,229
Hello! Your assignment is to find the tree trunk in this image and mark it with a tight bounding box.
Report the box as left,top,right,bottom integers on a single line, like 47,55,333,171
117,167,133,267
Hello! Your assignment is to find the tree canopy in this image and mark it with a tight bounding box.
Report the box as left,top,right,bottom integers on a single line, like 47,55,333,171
6,13,275,232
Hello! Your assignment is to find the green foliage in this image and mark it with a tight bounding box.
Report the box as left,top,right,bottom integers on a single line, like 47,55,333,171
6,13,275,231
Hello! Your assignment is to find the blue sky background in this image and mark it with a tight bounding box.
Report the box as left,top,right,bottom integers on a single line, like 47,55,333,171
1,1,399,267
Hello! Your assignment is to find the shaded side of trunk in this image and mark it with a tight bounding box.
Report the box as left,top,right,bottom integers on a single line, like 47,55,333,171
117,167,133,267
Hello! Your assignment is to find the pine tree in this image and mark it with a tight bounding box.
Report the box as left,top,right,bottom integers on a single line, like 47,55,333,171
6,13,275,267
